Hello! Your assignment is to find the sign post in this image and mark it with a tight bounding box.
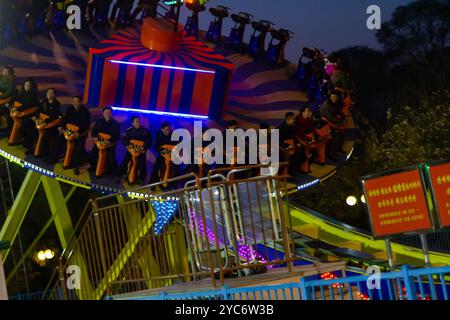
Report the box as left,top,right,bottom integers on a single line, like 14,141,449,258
384,238,395,270
419,234,431,267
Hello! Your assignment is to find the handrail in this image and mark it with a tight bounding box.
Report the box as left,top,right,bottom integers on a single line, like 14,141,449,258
109,265,450,301
184,174,226,189
42,164,297,300
41,199,95,299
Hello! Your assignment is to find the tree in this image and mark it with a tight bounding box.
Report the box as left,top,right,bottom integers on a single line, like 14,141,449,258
365,100,450,173
376,0,450,97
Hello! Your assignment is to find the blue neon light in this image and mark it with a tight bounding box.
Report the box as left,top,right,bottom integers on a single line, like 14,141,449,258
110,106,209,120
109,60,216,74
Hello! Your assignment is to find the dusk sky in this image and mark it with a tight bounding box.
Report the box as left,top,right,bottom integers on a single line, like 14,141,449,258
178,0,415,61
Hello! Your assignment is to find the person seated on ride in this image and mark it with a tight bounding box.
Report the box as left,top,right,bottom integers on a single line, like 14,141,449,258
9,78,39,149
184,126,207,179
28,0,50,35
218,120,238,168
333,83,354,118
220,120,252,179
320,92,347,162
59,96,91,175
131,0,159,21
252,122,274,176
320,91,345,127
117,116,152,185
296,105,322,172
0,66,16,111
0,66,16,100
33,88,63,163
277,112,304,178
88,106,120,178
323,52,337,77
149,121,177,188
331,58,353,92
87,0,111,25
110,0,133,25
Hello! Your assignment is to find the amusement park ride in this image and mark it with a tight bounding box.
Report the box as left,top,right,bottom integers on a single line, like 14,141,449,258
0,0,449,301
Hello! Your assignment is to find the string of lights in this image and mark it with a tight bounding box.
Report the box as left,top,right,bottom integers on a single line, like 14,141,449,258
152,199,179,235
188,208,268,265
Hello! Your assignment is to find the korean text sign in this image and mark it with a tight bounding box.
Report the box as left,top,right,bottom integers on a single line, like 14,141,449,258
363,169,432,237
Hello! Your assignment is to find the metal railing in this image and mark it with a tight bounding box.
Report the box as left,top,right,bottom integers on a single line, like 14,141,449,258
394,231,450,254
300,265,450,301
43,164,302,300
109,265,450,301
9,290,45,301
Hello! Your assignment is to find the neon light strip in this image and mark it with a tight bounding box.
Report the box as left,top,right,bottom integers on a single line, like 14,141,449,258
109,60,216,74
110,106,209,120
0,148,92,190
297,179,320,190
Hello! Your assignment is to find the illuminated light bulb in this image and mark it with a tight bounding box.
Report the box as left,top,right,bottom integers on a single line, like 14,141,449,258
346,195,357,206
361,195,366,204
37,250,46,261
44,249,55,259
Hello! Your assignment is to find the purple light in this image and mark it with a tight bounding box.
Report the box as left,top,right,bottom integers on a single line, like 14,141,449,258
110,106,209,120
189,209,268,265
109,60,216,74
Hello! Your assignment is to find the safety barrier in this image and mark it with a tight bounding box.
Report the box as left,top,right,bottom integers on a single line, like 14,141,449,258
394,231,450,254
9,290,45,300
43,164,302,300
109,265,450,300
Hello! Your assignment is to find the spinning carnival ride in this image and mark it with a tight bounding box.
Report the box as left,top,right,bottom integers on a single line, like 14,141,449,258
1,1,448,300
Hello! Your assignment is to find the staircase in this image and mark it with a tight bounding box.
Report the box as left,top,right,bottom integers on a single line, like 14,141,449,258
42,166,303,300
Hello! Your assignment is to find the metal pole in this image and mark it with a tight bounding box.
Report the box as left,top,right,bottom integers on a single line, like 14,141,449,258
59,260,68,300
420,233,431,267
385,238,399,300
0,255,8,300
385,238,395,270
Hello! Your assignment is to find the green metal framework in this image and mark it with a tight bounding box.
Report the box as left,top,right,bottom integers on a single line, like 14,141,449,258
0,170,77,286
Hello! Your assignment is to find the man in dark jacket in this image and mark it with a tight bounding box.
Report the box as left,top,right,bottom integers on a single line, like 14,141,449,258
320,91,346,162
59,96,91,174
277,112,304,178
35,88,63,163
0,66,16,100
131,0,159,21
320,91,345,126
117,116,152,185
88,107,120,177
11,78,39,150
110,0,133,25
149,121,176,186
